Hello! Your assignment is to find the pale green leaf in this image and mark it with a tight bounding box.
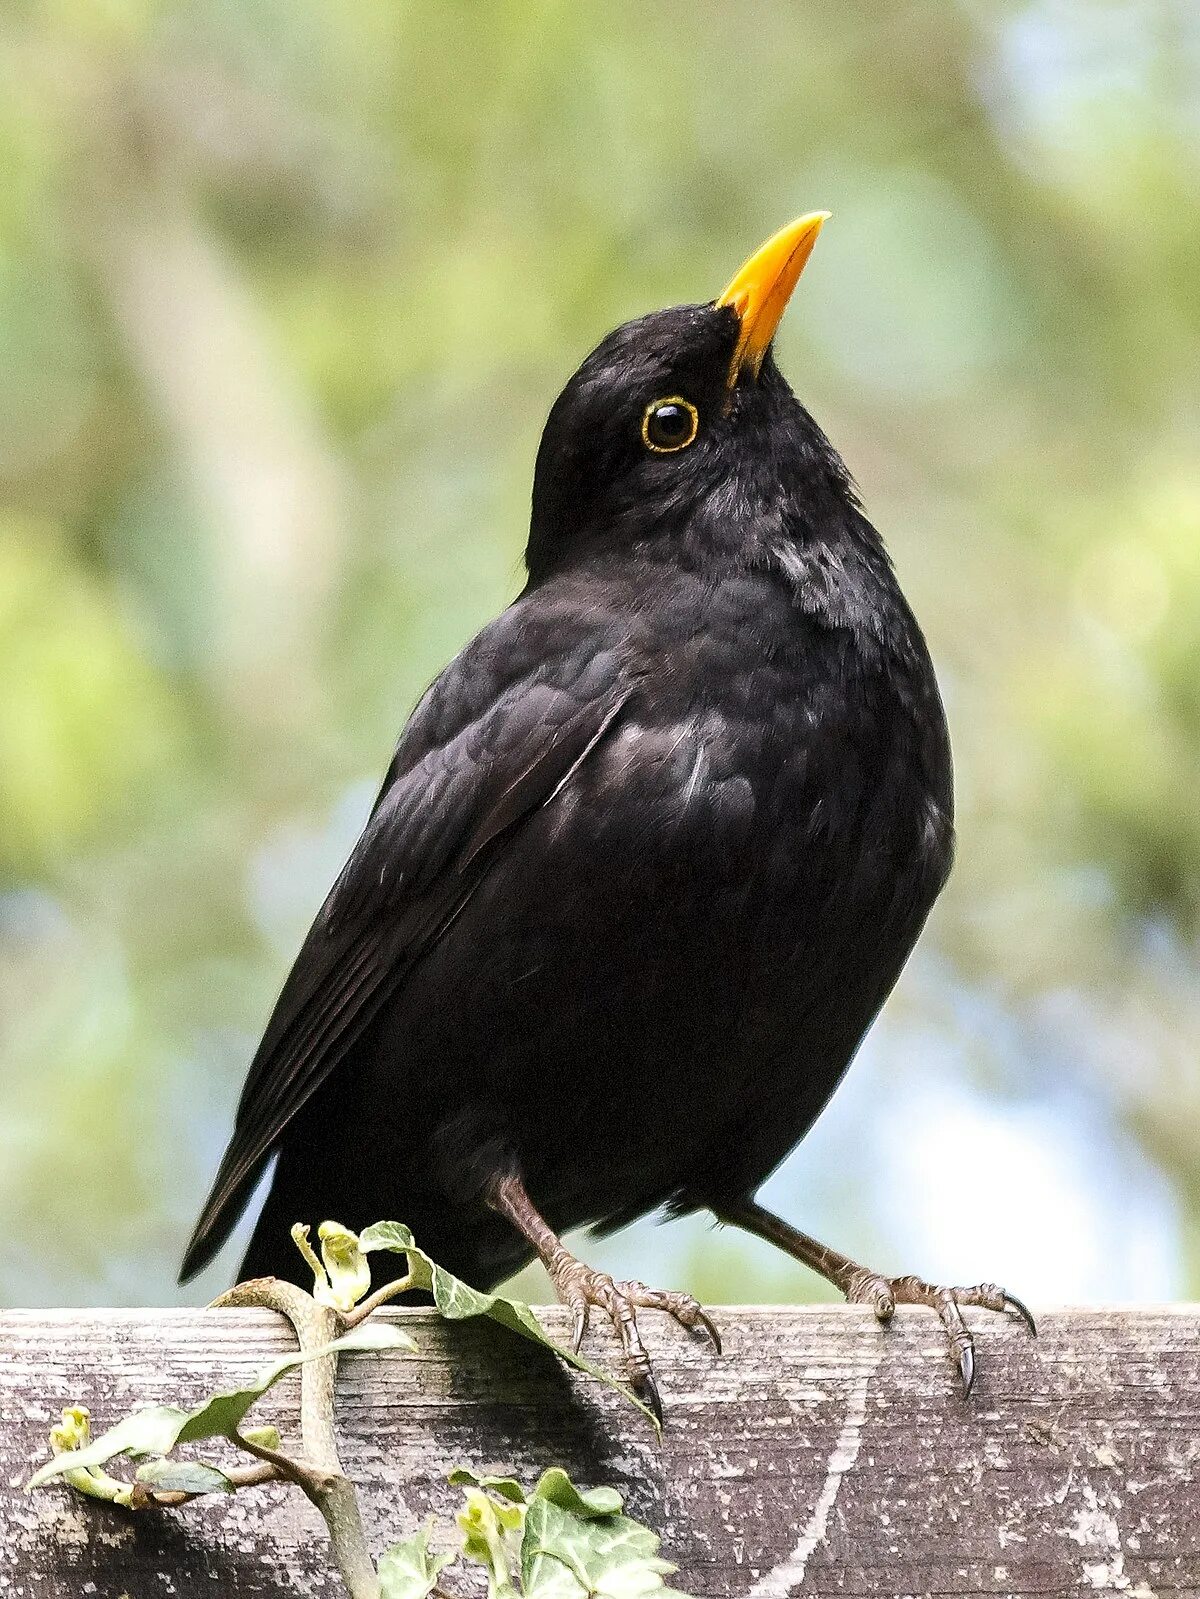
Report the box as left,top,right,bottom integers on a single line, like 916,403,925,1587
134,1459,235,1495
448,1466,528,1504
458,1485,522,1596
378,1522,455,1599
521,1496,691,1599
531,1468,623,1519
175,1319,413,1444
26,1405,190,1490
317,1220,373,1310
27,1320,412,1489
449,1467,661,1598
239,1425,281,1450
48,1405,91,1454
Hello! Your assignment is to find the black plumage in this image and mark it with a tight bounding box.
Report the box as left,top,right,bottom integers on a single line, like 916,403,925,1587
183,219,1030,1409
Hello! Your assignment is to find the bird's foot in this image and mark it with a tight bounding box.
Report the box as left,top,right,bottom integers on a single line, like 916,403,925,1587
486,1172,719,1422
713,1199,1034,1399
548,1251,721,1424
843,1267,1036,1397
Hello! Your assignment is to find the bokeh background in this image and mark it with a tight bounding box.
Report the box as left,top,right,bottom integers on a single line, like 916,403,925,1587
2,0,1198,1310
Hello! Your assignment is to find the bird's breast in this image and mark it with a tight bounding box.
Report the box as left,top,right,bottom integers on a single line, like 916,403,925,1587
576,587,948,893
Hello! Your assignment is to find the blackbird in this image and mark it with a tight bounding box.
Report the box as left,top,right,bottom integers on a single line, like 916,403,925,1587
182,216,1033,1415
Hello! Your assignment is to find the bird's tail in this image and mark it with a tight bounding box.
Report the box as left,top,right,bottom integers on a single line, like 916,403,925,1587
179,1150,273,1285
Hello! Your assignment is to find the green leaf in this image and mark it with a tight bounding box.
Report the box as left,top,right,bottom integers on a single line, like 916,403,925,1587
449,1468,659,1598
239,1424,281,1451
378,1522,455,1599
358,1219,419,1253
359,1222,654,1423
27,1320,412,1490
521,1498,689,1599
531,1468,623,1519
48,1405,91,1454
27,1405,190,1490
458,1485,522,1596
134,1459,235,1495
292,1220,374,1310
448,1466,528,1504
317,1221,373,1310
175,1319,413,1444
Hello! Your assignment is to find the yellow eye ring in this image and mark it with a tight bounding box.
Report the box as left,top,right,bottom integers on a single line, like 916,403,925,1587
642,396,699,453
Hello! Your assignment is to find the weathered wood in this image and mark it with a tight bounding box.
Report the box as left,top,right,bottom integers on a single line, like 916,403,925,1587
2,1306,1197,1597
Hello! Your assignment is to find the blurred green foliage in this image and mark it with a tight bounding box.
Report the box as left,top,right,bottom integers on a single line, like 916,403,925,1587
1,0,1198,1307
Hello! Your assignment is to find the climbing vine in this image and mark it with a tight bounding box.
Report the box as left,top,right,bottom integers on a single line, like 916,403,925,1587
27,1221,683,1599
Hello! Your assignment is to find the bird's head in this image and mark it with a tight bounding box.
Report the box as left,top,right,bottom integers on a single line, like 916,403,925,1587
527,214,856,582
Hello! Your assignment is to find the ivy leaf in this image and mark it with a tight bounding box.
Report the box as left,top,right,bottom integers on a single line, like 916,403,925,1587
451,1467,528,1595
359,1222,655,1424
458,1485,523,1597
292,1221,373,1311
449,1468,676,1599
48,1406,91,1454
448,1466,528,1504
378,1522,455,1599
531,1468,623,1519
318,1221,373,1310
27,1320,412,1490
521,1498,689,1599
240,1424,281,1451
175,1319,413,1444
26,1405,190,1489
448,1468,621,1520
134,1459,235,1495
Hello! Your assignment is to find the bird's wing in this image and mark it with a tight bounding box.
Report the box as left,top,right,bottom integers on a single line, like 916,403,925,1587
181,619,635,1280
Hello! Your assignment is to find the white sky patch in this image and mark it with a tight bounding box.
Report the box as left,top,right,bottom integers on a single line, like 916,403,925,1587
869,1066,1180,1302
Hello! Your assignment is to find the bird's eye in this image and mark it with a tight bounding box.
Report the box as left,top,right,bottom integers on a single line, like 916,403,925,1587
642,397,699,454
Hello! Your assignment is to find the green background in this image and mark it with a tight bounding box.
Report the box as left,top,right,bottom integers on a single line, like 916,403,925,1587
2,0,1198,1309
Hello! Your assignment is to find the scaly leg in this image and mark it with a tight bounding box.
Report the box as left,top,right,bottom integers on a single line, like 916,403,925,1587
488,1173,721,1423
715,1195,1034,1397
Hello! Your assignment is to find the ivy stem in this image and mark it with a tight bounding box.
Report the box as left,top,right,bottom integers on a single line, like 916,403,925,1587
342,1272,415,1327
132,1459,281,1509
230,1428,332,1493
212,1277,381,1599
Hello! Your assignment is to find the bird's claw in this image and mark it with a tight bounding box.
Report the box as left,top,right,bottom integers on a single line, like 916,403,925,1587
1001,1290,1038,1337
845,1271,1035,1399
694,1305,724,1356
620,1278,724,1355
546,1260,720,1422
958,1339,975,1399
633,1366,664,1428
570,1301,590,1355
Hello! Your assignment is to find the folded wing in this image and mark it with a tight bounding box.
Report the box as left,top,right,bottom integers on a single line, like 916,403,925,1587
180,621,634,1280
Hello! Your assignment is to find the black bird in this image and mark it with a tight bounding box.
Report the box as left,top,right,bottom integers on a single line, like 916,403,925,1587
182,216,1032,1414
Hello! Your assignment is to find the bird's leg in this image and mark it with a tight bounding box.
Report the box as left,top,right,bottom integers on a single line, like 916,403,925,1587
715,1196,1034,1397
487,1172,720,1423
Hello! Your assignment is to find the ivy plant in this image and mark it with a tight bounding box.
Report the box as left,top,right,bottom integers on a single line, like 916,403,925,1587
27,1220,686,1599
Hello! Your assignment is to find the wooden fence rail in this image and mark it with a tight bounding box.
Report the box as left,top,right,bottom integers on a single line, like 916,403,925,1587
2,1305,1197,1596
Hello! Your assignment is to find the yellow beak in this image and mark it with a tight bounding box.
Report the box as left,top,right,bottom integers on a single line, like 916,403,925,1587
716,212,830,386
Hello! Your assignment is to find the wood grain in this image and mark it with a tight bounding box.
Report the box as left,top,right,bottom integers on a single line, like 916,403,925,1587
3,1306,1198,1597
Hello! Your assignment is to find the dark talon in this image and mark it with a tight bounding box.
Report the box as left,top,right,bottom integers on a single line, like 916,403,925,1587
1003,1292,1037,1337
571,1303,589,1354
958,1341,975,1399
635,1367,664,1428
634,1369,664,1426
697,1308,723,1355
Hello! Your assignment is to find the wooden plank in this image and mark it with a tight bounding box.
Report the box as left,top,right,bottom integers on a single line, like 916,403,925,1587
2,1306,1198,1597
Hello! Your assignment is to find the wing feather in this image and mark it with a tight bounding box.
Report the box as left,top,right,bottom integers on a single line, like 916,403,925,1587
180,640,633,1281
